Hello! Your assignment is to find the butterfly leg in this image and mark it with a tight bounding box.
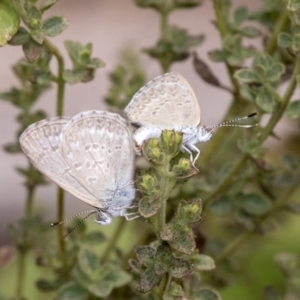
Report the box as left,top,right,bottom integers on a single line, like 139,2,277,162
189,144,201,164
124,212,140,221
181,145,194,163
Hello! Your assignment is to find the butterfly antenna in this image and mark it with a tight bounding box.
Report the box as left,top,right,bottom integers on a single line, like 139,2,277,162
51,210,96,227
63,211,97,238
207,112,258,130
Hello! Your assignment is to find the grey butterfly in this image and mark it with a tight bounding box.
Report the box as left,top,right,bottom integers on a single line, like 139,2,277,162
19,110,136,225
125,72,256,164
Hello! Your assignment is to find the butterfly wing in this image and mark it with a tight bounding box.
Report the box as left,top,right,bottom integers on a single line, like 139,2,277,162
125,72,200,128
19,117,98,205
61,110,135,210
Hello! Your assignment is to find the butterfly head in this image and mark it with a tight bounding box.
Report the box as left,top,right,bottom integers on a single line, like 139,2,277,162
94,209,112,225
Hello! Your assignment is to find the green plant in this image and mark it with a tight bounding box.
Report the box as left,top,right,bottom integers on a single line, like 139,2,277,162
1,0,300,300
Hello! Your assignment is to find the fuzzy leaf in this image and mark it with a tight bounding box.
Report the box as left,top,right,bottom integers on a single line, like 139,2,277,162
256,91,275,113
78,247,99,279
195,288,222,300
287,0,300,11
57,282,89,300
134,245,156,266
22,39,44,62
27,5,42,29
234,69,258,83
240,26,261,38
0,0,20,46
42,15,68,37
38,0,58,12
265,63,285,82
277,33,292,48
285,100,300,119
171,257,193,278
63,69,85,84
173,0,202,9
208,49,227,62
8,26,30,46
233,6,248,26
139,195,161,218
136,267,162,293
209,196,232,216
163,282,185,300
237,193,272,215
192,254,216,271
234,210,255,230
82,231,106,245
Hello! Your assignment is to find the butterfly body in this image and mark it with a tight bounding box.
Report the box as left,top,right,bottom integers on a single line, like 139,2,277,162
20,110,135,225
125,72,210,163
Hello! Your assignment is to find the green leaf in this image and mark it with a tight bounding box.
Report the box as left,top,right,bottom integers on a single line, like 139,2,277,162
0,0,20,46
78,247,99,279
277,33,292,48
195,288,222,300
134,245,156,266
253,53,273,69
164,282,185,300
38,0,58,12
208,49,227,62
256,91,275,113
233,6,248,26
57,281,89,300
266,63,285,82
287,0,300,11
237,193,272,215
27,5,42,29
102,265,131,287
8,27,31,46
292,32,300,52
82,231,106,245
36,279,57,291
63,69,86,84
128,259,142,275
285,100,300,118
171,257,193,278
209,196,232,216
139,195,161,218
136,267,162,293
134,0,165,11
22,39,44,62
42,15,68,37
173,0,202,9
240,26,261,38
234,69,258,83
281,153,300,170
192,254,215,271
234,210,255,230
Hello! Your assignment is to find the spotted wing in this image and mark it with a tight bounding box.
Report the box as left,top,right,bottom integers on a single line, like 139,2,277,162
61,110,135,209
125,72,200,128
19,117,98,205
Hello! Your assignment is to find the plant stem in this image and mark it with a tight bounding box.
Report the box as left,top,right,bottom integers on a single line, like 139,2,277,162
265,10,290,55
15,250,26,300
102,218,127,262
157,272,172,299
44,39,67,278
212,0,240,95
15,165,35,300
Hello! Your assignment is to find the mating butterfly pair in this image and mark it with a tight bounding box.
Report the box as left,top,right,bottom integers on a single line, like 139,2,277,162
20,72,255,226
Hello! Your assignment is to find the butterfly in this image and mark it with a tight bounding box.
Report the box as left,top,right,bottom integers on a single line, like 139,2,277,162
19,110,136,225
125,72,256,164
